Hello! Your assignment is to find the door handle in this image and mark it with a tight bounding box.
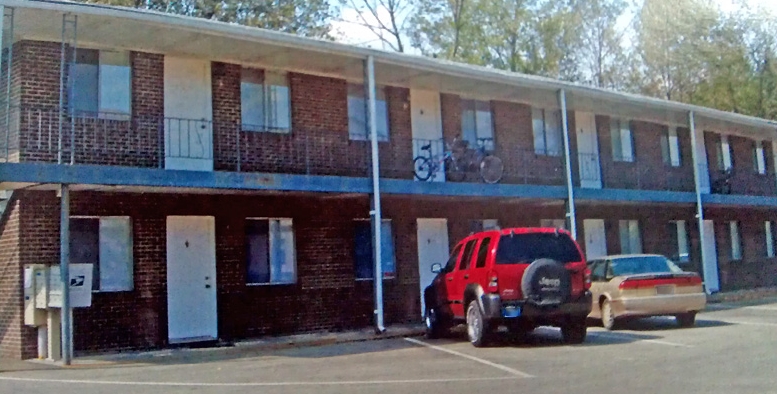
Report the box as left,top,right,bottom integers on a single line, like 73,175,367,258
447,277,453,281
464,274,469,279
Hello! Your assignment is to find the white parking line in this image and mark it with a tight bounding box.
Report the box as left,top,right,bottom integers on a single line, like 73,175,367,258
0,376,519,387
705,319,777,328
588,332,693,348
403,337,534,378
743,305,777,312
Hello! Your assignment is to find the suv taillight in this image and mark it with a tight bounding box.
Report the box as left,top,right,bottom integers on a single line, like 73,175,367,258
584,268,592,290
487,271,499,293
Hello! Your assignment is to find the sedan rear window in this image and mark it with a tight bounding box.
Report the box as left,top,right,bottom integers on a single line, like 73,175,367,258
610,256,683,276
495,232,582,264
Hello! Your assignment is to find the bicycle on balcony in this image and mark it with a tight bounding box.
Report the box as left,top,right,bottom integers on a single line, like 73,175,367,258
413,137,504,184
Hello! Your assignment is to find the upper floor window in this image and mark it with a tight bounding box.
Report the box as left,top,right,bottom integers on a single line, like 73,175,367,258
461,99,494,151
610,118,633,162
348,83,389,141
716,135,733,171
532,107,562,156
69,49,131,118
661,126,682,167
241,68,291,133
753,140,767,175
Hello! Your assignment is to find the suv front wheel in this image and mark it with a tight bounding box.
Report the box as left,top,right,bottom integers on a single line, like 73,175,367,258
424,305,449,339
466,300,492,347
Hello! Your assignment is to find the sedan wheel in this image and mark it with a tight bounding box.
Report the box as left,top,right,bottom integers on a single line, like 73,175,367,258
601,299,617,330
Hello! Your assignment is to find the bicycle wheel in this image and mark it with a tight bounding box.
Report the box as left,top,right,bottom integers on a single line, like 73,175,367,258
480,155,504,184
413,156,434,181
445,157,465,182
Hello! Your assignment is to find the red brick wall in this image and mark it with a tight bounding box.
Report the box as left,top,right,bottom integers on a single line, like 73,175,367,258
705,132,776,196
491,101,565,185
0,197,24,359
14,40,161,167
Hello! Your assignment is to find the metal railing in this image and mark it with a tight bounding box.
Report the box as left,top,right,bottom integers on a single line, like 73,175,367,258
577,153,696,192
2,106,773,196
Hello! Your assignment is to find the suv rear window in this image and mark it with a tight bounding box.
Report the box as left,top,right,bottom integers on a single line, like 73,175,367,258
495,232,582,264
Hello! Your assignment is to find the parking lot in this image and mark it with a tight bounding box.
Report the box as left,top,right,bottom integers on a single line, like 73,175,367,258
1,301,776,394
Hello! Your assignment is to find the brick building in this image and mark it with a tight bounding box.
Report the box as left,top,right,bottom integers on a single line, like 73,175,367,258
1,0,776,359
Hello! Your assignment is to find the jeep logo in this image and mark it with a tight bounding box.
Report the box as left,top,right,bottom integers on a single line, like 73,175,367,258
539,277,561,287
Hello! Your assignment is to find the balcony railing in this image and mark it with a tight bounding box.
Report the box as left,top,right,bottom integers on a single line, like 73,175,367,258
578,153,696,192
1,107,773,196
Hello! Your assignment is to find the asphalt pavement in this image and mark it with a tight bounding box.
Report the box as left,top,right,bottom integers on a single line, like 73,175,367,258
1,301,776,394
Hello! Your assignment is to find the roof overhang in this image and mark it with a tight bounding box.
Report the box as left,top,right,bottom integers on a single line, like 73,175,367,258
2,0,777,139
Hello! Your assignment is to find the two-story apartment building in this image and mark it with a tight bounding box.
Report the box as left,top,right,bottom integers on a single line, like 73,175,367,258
1,0,776,360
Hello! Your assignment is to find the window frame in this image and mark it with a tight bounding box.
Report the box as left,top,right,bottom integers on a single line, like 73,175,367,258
671,220,690,263
240,68,292,133
753,140,767,175
245,217,297,286
532,107,563,157
660,126,682,167
717,135,733,171
729,220,742,261
347,83,389,142
68,48,132,119
618,219,642,254
610,118,634,162
70,215,134,293
352,219,397,281
461,98,495,151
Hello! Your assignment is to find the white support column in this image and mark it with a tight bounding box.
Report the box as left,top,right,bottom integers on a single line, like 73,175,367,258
365,55,385,333
689,112,719,294
559,89,577,239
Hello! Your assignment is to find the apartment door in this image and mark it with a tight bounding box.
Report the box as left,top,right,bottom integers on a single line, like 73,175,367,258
583,219,607,260
164,57,214,171
417,218,450,318
575,112,602,189
166,216,218,343
410,90,445,182
701,220,720,293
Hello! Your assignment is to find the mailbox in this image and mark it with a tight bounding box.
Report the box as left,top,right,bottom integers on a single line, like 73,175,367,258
23,264,47,326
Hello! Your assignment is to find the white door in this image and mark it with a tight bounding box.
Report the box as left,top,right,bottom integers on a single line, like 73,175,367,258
410,90,445,182
166,216,218,343
583,219,607,260
417,218,450,317
575,112,602,189
701,220,720,293
164,57,214,171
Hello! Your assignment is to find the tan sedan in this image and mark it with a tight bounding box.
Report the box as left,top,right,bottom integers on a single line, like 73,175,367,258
587,254,707,330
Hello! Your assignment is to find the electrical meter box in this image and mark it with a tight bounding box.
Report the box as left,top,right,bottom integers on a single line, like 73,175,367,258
23,264,47,326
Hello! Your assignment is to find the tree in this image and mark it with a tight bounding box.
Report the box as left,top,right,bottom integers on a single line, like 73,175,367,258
340,0,413,52
570,0,630,88
407,0,484,64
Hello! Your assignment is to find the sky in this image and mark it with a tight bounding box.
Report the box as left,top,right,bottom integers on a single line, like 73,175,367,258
332,0,777,51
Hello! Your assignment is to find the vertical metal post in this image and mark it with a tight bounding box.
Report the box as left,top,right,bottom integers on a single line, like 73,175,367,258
58,15,66,165
2,7,13,162
365,55,385,333
689,111,714,294
559,89,577,239
59,184,72,365
68,16,77,165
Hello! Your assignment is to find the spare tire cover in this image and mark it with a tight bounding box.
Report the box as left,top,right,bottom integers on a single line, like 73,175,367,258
521,258,572,306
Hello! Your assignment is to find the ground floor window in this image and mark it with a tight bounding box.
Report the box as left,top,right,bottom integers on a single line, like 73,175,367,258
619,220,642,254
70,216,133,292
670,220,690,263
353,219,396,280
766,221,775,258
245,218,297,285
729,221,742,261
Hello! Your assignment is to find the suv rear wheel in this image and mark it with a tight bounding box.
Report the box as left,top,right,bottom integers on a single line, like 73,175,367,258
466,300,492,347
561,318,587,344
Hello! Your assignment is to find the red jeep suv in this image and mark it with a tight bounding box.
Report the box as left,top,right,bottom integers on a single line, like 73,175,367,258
423,227,592,347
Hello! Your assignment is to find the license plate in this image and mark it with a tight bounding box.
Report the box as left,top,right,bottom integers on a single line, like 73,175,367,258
655,285,675,295
503,306,521,318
